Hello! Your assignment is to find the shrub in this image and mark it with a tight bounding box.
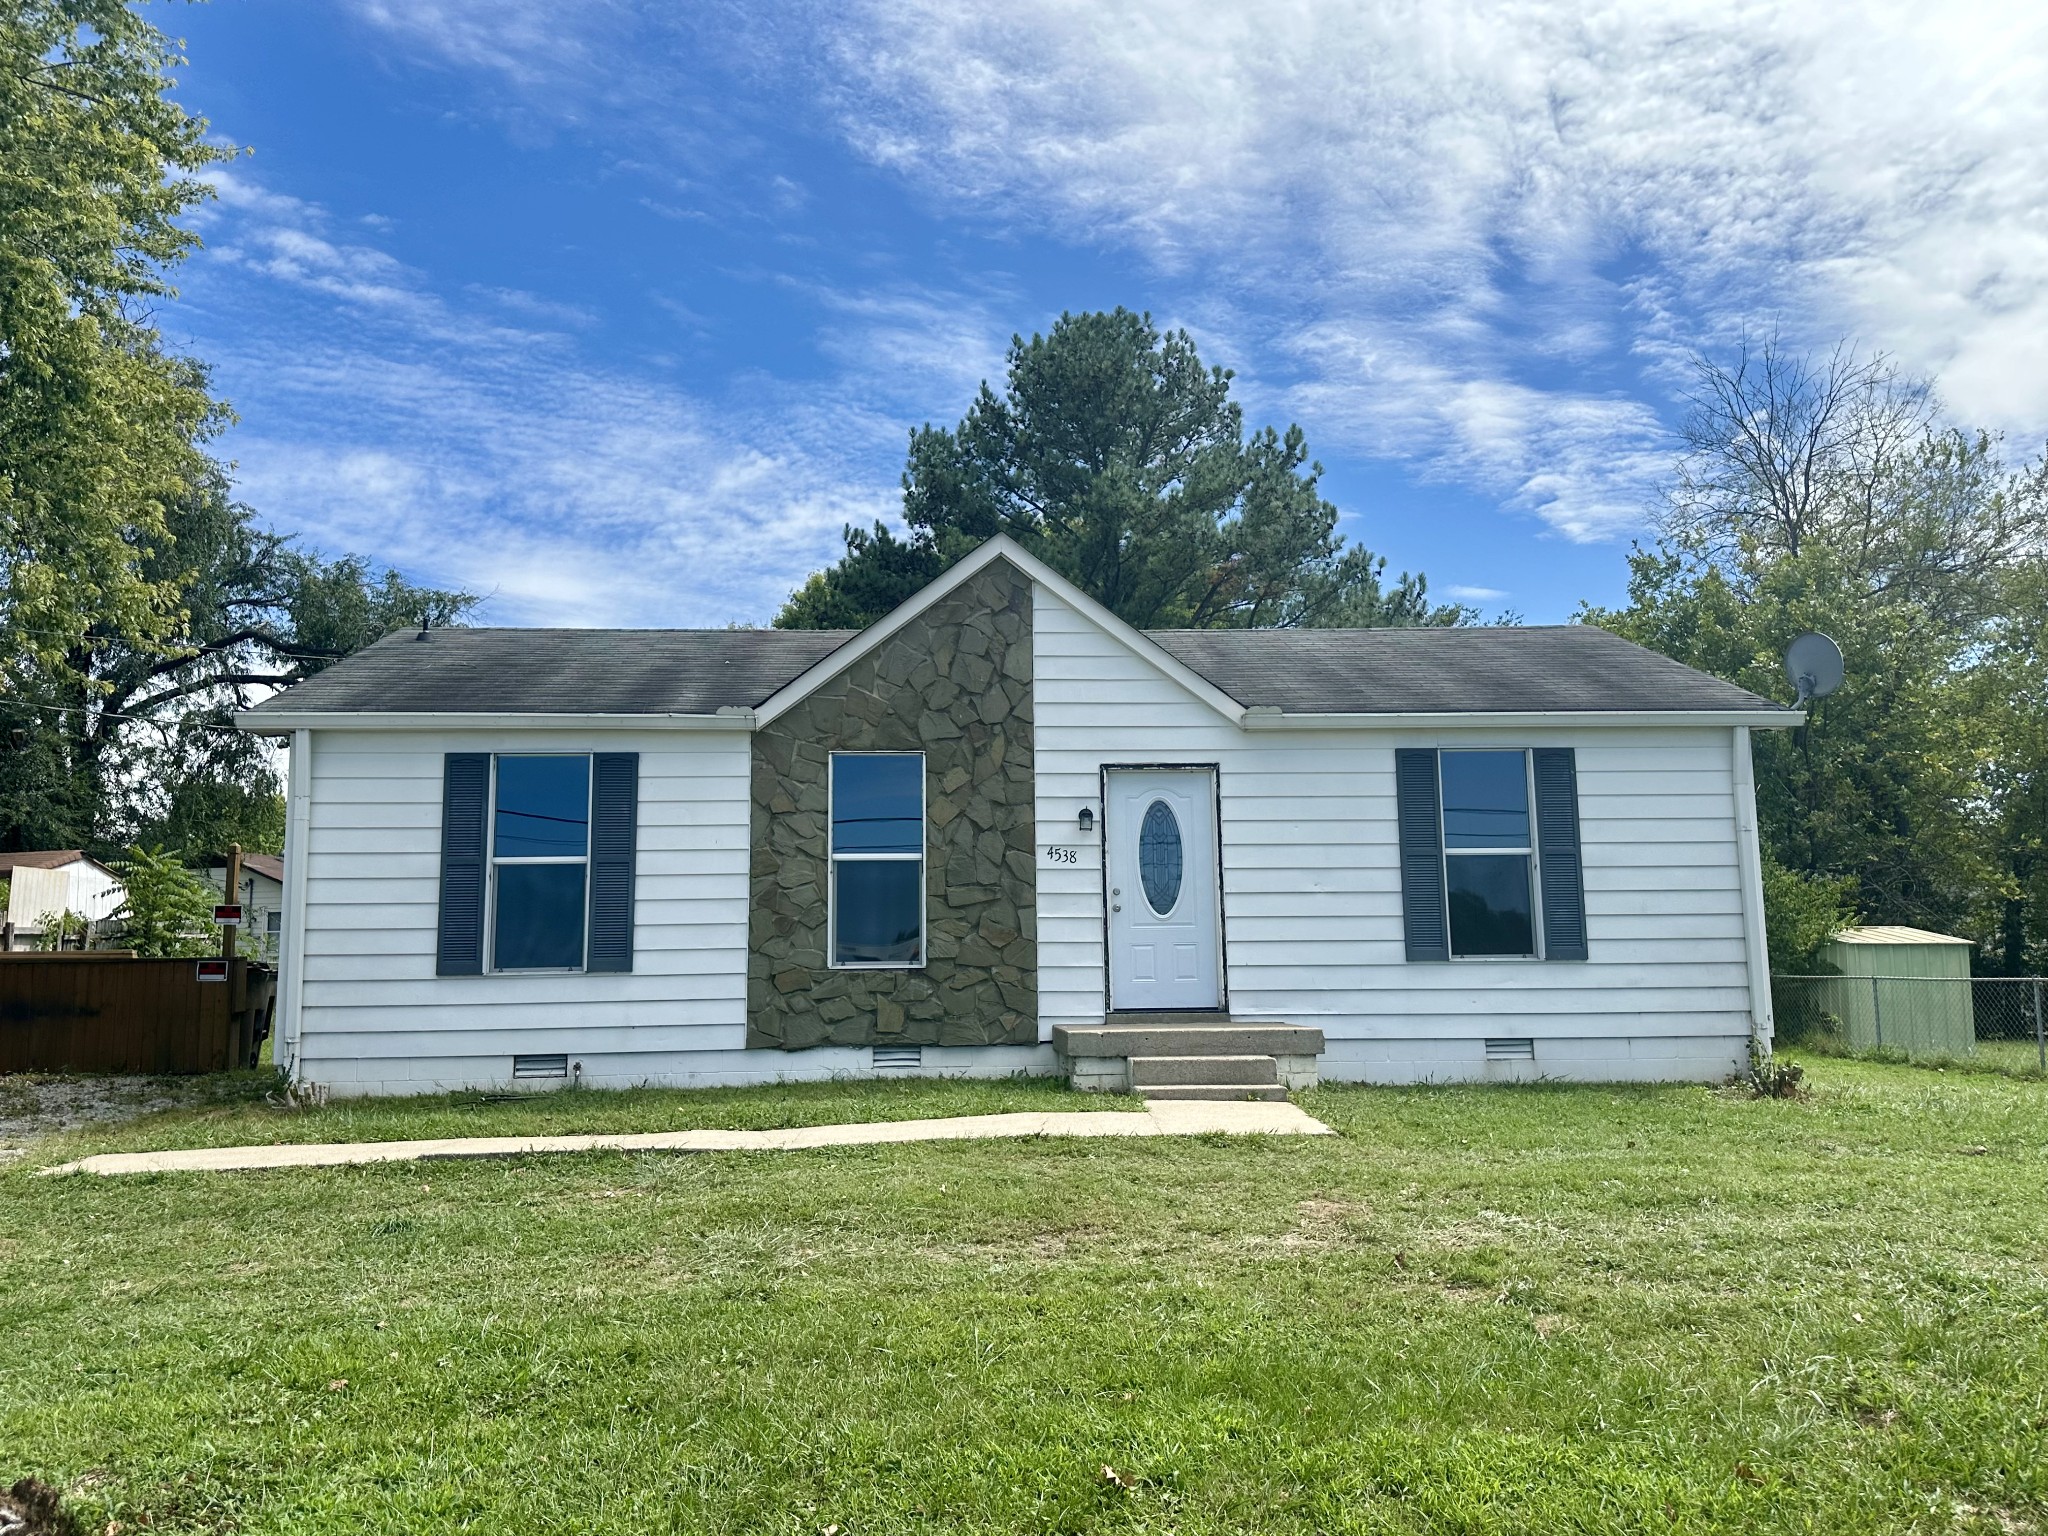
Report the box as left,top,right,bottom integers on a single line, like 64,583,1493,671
1762,855,1860,974
111,845,218,958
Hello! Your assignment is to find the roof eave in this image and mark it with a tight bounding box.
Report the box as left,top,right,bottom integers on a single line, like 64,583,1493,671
1237,707,1802,730
234,709,756,735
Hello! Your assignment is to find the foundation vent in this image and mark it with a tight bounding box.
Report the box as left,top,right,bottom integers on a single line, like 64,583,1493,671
1484,1038,1536,1061
872,1045,923,1073
513,1053,570,1079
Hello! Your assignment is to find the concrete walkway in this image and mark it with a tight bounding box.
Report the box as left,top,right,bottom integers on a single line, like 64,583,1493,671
44,1098,1332,1176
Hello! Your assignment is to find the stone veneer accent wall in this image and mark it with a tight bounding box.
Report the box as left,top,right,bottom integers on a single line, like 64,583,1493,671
747,562,1035,1050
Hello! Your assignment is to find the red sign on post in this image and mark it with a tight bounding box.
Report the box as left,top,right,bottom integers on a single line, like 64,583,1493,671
195,958,230,982
213,904,243,926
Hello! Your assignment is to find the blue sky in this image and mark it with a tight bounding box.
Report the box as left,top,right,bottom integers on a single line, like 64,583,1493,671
160,1,2048,627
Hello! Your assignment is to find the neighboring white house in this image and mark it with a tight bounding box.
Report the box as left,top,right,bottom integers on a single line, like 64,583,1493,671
239,536,1797,1098
204,853,286,963
0,851,126,946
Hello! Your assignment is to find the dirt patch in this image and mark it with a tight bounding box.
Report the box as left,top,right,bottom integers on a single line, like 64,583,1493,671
0,1477,81,1536
0,1072,268,1148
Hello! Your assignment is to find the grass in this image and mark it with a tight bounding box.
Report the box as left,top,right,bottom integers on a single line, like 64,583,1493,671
10,1071,1114,1159
4,1058,2046,1534
1966,1039,2047,1077
1788,1033,2047,1080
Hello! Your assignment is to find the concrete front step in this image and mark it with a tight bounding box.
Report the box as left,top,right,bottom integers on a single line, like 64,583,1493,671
1140,1083,1291,1102
1052,1023,1326,1059
1129,1054,1279,1088
1055,1019,1325,1094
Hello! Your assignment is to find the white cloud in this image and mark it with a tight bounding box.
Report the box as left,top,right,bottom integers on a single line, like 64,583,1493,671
809,0,2048,533
1445,584,1508,602
188,173,1004,626
332,0,2048,547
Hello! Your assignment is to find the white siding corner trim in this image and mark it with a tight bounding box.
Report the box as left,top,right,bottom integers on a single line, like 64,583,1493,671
1730,724,1775,1046
278,727,314,1073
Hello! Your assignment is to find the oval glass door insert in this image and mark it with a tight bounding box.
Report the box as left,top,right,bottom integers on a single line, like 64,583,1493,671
1138,799,1184,914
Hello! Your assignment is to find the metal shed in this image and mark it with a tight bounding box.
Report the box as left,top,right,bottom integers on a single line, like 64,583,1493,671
1819,926,1976,1056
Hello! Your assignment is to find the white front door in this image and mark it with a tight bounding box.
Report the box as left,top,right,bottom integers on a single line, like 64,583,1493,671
1106,768,1222,1011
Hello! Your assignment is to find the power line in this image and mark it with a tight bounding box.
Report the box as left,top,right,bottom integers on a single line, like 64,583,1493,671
0,696,246,731
5,624,345,664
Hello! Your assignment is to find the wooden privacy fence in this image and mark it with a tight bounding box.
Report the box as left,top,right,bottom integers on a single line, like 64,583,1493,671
0,955,276,1074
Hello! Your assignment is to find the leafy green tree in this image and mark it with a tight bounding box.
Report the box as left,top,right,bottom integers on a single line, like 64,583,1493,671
148,773,287,860
1588,338,2048,959
0,3,473,855
1,1,233,700
1972,554,2048,973
779,523,941,630
110,843,216,958
779,309,1468,631
2,466,473,850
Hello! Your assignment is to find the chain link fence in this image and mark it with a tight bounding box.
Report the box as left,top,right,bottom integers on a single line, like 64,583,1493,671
1774,974,2048,1072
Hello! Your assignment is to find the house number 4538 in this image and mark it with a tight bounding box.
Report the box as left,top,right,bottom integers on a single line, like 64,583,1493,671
1043,846,1081,865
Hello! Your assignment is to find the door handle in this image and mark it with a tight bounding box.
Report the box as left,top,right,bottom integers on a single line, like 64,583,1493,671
1112,903,1121,912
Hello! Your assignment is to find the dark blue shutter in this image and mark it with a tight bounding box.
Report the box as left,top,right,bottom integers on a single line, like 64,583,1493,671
1395,748,1448,962
1533,747,1588,961
437,753,489,975
586,752,639,973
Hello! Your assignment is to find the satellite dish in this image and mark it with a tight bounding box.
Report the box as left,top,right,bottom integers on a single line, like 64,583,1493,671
1784,632,1844,705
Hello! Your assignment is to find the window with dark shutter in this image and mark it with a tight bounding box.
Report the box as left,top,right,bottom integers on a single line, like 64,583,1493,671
1440,750,1538,958
1394,748,1449,962
490,755,590,970
586,752,639,973
437,753,489,975
1532,747,1588,961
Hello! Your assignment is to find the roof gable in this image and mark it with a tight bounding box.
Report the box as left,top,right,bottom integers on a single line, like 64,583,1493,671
753,536,1245,727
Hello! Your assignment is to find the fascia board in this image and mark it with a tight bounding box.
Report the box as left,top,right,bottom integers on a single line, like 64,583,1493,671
235,711,754,735
1235,708,1802,731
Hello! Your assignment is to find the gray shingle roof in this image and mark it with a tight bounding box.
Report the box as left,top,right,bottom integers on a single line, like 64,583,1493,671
250,628,856,715
250,618,1789,719
1145,625,1789,715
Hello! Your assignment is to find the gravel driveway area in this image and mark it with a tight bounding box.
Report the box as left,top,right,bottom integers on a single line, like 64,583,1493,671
0,1073,271,1156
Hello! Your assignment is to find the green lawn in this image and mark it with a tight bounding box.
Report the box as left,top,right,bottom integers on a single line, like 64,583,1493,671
5,1060,2046,1534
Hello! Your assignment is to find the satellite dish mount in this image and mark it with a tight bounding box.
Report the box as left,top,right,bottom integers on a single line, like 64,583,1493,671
1783,632,1844,707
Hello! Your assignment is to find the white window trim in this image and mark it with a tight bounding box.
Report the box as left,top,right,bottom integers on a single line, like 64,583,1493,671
1440,748,1544,961
827,750,926,970
486,753,593,974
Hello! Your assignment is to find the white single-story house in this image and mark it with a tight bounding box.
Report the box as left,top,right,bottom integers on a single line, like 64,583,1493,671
1,850,126,946
238,535,1798,1098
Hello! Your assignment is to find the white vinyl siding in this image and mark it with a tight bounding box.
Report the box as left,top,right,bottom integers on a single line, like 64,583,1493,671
1032,581,1757,1083
293,728,751,1093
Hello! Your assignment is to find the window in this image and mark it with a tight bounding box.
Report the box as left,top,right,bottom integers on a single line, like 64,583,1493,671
1138,799,1183,914
830,752,924,967
491,755,590,971
1440,750,1537,958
